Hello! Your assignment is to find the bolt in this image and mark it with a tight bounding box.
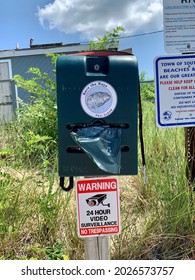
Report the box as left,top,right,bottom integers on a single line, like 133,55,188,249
94,64,100,71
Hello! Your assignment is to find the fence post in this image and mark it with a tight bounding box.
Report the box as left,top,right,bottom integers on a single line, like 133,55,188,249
185,127,195,189
185,127,195,208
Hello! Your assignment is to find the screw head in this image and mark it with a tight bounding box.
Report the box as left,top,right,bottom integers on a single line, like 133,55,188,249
94,64,100,71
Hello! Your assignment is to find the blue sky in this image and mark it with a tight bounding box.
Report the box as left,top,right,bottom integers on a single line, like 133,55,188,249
0,0,167,78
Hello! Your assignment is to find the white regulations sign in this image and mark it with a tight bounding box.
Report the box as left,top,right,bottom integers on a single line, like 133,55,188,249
154,54,195,127
163,0,195,53
76,177,120,238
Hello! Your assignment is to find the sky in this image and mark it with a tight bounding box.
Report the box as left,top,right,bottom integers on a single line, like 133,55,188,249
0,0,167,78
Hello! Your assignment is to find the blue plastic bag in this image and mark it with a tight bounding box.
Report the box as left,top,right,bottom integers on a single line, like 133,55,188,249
70,126,122,174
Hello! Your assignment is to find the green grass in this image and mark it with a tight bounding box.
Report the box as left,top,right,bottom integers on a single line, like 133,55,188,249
0,100,194,260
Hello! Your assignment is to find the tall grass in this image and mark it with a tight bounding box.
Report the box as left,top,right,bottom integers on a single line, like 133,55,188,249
0,100,194,259
111,101,194,259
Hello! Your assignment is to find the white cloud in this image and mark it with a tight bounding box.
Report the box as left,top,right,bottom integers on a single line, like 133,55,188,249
37,0,163,40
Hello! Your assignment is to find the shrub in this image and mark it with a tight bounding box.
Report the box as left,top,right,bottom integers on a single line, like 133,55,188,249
10,54,58,167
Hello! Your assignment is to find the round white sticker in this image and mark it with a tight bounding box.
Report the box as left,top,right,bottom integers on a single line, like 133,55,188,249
80,81,117,118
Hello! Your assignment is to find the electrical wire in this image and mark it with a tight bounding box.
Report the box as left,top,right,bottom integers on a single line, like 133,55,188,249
119,29,164,40
138,80,147,184
79,29,164,45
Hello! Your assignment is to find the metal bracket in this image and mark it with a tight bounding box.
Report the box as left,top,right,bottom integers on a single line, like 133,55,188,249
60,176,74,192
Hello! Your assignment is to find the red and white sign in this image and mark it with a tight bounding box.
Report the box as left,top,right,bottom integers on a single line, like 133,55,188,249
76,177,120,238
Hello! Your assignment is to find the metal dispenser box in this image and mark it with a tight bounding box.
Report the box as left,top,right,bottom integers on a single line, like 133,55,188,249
56,51,139,177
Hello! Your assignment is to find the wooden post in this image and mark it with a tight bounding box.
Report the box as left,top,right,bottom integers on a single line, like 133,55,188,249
83,176,111,260
85,236,110,260
185,127,195,190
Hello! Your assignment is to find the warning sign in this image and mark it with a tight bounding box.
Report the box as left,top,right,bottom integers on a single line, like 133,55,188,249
76,177,120,238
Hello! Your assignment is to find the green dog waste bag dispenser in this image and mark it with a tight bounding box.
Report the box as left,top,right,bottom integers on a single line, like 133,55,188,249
56,51,139,181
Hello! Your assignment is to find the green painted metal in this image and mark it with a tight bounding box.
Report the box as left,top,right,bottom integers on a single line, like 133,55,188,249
56,52,139,176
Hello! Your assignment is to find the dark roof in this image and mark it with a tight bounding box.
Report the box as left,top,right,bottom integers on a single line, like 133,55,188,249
29,42,80,49
0,42,82,53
